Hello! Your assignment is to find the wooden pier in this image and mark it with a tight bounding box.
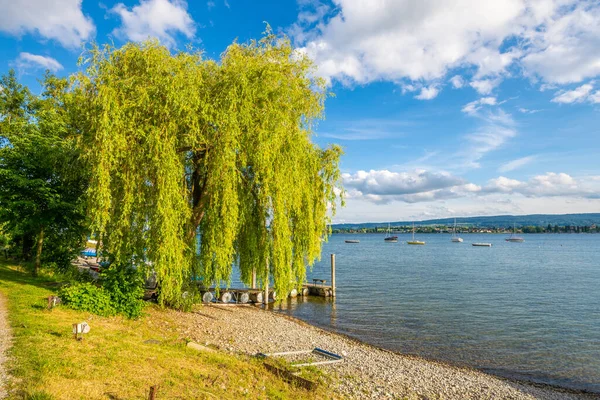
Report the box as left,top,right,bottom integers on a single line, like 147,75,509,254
200,254,337,304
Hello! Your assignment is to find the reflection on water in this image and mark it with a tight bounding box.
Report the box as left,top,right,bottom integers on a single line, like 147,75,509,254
269,233,600,393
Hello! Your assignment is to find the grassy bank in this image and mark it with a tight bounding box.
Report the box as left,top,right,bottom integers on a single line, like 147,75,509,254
0,261,335,399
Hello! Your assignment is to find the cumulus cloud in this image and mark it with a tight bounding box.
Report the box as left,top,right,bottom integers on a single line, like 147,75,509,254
342,169,600,205
484,172,600,198
111,0,195,48
414,85,440,100
521,4,600,84
0,0,94,47
470,78,501,95
341,169,477,203
15,53,63,72
551,83,597,104
292,0,600,95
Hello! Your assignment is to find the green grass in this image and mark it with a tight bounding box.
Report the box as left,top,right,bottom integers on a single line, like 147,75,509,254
0,261,338,399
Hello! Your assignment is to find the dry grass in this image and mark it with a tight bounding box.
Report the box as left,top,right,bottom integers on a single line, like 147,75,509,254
0,262,337,399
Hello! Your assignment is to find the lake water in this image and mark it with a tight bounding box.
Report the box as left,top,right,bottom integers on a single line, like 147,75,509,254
271,233,600,393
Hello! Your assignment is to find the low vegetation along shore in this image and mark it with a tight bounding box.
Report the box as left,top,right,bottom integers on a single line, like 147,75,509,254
1,262,597,399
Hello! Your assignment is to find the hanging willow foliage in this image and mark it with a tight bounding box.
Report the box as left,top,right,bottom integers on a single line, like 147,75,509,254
78,32,343,306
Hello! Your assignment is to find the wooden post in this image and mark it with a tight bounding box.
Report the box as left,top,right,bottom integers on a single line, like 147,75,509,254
251,268,256,289
330,253,336,297
264,260,269,307
149,385,158,400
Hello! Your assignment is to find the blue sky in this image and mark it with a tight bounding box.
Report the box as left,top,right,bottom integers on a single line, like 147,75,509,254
1,0,600,222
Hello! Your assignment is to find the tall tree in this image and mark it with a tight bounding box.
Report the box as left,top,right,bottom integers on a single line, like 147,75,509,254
0,71,87,275
80,33,343,306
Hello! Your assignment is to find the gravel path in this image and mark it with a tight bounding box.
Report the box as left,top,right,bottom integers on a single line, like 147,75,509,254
167,304,598,400
0,293,11,399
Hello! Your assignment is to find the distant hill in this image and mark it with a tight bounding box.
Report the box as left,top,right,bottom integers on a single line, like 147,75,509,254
332,213,600,229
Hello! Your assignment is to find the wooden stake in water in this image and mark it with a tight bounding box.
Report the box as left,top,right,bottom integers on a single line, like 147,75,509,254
331,253,336,297
264,260,269,307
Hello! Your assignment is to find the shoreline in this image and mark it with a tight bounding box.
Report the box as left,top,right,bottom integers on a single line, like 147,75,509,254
168,303,599,399
269,306,599,398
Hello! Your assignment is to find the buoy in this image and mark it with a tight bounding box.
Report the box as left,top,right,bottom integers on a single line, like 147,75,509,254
220,292,232,303
202,291,213,304
250,292,264,304
238,292,250,304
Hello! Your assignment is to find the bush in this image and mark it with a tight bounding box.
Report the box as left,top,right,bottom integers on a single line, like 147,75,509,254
101,266,145,319
58,265,146,319
58,283,115,316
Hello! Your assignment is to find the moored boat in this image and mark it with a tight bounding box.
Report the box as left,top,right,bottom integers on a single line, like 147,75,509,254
451,218,463,243
472,242,492,247
407,222,425,245
506,223,524,242
384,223,398,242
345,239,360,244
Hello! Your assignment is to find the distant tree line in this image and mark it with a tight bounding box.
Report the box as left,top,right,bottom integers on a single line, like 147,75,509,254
333,224,600,234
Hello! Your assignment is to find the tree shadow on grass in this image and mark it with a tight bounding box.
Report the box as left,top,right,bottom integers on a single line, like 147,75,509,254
0,260,70,294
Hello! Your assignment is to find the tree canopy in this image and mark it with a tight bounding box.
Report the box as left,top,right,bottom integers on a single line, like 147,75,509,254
0,71,88,274
79,33,343,306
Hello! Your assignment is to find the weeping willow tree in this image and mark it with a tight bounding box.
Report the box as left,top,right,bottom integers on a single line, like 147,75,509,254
78,32,343,306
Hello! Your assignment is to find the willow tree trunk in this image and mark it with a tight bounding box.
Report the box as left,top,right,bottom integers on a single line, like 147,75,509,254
34,227,44,277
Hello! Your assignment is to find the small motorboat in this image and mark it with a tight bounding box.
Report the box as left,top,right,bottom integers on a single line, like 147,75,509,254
345,239,360,244
472,243,492,247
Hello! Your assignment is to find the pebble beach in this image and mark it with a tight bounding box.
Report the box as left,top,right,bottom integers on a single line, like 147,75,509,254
167,304,598,400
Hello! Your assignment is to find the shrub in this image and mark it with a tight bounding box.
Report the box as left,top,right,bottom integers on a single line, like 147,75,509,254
101,266,145,319
58,283,115,316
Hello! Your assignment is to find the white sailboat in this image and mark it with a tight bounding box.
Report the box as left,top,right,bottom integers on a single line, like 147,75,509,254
407,222,425,245
506,223,524,242
451,218,463,243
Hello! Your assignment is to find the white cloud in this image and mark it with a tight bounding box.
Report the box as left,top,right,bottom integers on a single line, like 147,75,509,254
470,78,501,95
498,155,537,172
450,75,464,88
461,97,497,115
414,85,439,100
292,0,600,94
521,4,600,84
342,169,466,204
0,0,94,47
460,109,517,168
320,118,412,141
111,0,195,48
15,53,63,72
551,82,600,104
484,172,600,198
518,107,542,114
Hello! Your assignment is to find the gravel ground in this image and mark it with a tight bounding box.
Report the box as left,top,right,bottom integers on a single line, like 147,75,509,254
166,304,599,400
0,293,11,399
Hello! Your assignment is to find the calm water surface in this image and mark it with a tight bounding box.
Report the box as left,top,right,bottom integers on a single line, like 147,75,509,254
270,233,600,392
